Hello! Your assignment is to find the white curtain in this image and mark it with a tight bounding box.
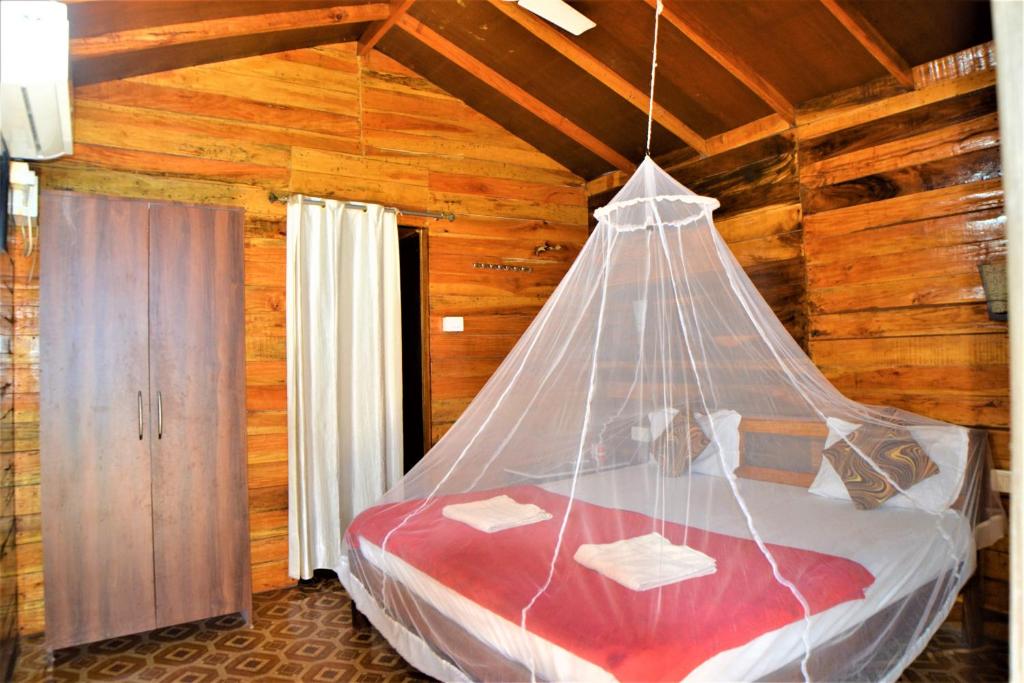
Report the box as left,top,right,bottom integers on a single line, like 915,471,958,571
287,196,403,580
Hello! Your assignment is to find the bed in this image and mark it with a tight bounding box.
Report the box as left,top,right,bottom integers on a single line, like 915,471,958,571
339,435,997,682
336,156,1005,681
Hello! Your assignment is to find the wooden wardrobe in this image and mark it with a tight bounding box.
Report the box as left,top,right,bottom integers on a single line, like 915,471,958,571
39,191,251,650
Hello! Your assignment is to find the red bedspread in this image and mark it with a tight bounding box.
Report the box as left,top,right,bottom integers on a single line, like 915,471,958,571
347,486,874,681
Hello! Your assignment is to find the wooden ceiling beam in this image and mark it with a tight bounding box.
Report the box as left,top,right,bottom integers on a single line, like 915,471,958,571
585,170,632,198
646,0,795,124
819,0,914,88
704,113,790,156
71,3,391,59
584,113,791,196
488,0,707,155
358,0,416,57
396,13,635,173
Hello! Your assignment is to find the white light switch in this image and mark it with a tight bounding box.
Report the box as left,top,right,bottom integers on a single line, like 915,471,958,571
442,316,464,333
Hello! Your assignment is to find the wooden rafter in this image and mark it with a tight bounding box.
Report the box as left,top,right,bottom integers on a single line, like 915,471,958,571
358,0,416,57
584,113,791,195
71,4,391,58
645,0,795,124
488,0,707,155
585,170,632,198
819,0,914,88
396,13,635,173
704,114,790,156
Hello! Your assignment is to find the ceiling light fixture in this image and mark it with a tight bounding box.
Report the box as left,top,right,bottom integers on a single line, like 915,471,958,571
504,0,596,35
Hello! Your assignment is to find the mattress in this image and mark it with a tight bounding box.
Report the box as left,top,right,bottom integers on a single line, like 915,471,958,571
340,463,974,682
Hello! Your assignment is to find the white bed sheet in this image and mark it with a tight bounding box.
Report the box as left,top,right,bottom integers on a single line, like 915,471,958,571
340,463,974,682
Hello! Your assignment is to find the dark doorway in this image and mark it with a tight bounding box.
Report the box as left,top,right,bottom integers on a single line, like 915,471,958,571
398,228,429,473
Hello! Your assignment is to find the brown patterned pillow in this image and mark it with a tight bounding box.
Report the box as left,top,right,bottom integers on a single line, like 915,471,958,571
823,424,938,510
653,416,710,477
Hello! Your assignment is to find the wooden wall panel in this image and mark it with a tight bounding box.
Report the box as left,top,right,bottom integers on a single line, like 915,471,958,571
0,232,16,673
799,59,1009,623
426,218,585,440
13,43,587,636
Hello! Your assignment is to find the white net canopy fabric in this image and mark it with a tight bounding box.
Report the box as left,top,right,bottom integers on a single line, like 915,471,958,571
341,157,1004,682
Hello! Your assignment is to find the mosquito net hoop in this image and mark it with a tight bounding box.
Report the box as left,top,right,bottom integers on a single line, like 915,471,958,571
341,157,1004,682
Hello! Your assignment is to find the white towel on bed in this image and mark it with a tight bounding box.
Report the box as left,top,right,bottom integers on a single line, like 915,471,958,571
442,495,552,533
574,532,716,591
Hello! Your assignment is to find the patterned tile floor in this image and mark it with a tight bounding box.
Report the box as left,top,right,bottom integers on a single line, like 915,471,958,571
12,575,1008,682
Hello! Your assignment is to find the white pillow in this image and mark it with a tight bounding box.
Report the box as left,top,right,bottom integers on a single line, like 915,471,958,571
808,418,968,513
690,410,742,477
647,407,679,442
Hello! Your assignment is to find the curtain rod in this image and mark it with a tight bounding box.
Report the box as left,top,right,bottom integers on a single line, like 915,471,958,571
268,192,455,222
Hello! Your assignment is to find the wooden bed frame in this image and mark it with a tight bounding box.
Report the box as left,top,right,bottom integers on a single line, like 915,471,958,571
733,416,828,487
730,415,991,646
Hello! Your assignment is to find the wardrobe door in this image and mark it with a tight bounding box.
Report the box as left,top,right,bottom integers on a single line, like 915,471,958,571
147,204,251,626
40,192,156,649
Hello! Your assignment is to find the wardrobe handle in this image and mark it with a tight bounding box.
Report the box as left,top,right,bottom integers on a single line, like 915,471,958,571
137,391,144,440
157,391,163,439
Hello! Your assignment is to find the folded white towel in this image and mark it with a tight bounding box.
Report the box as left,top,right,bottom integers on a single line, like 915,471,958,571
574,532,716,591
442,495,553,533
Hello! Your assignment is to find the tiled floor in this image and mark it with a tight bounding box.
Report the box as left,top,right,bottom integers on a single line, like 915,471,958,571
13,575,1008,682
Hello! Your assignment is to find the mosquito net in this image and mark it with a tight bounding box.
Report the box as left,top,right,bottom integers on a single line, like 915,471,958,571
340,157,1004,682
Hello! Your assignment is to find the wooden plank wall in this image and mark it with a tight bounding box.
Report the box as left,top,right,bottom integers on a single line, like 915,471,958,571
799,45,1008,626
10,43,588,636
427,217,585,441
0,246,16,669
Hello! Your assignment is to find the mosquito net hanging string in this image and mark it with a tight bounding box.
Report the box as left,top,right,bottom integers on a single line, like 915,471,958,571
520,227,619,683
645,0,663,156
650,199,816,681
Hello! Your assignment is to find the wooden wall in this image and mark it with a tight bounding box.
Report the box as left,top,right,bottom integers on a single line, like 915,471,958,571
798,47,1009,626
10,43,588,636
0,243,16,671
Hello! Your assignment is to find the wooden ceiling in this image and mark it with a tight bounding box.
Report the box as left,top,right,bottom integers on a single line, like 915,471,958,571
66,0,993,181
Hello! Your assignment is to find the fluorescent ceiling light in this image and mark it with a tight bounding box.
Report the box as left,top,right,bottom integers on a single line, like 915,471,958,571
516,0,596,35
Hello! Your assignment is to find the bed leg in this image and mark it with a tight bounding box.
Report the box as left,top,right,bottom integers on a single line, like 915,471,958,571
351,600,370,630
962,560,984,647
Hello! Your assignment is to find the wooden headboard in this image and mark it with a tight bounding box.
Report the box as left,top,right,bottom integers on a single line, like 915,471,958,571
734,416,828,487
734,418,994,517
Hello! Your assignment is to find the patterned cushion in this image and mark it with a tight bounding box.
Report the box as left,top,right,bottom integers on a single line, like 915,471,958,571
653,417,710,477
822,424,939,510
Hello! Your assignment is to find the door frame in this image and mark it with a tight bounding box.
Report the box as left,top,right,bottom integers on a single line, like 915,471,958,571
990,1,1021,675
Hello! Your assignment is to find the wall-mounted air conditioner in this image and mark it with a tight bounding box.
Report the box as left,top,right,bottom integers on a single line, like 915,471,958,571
0,1,73,160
